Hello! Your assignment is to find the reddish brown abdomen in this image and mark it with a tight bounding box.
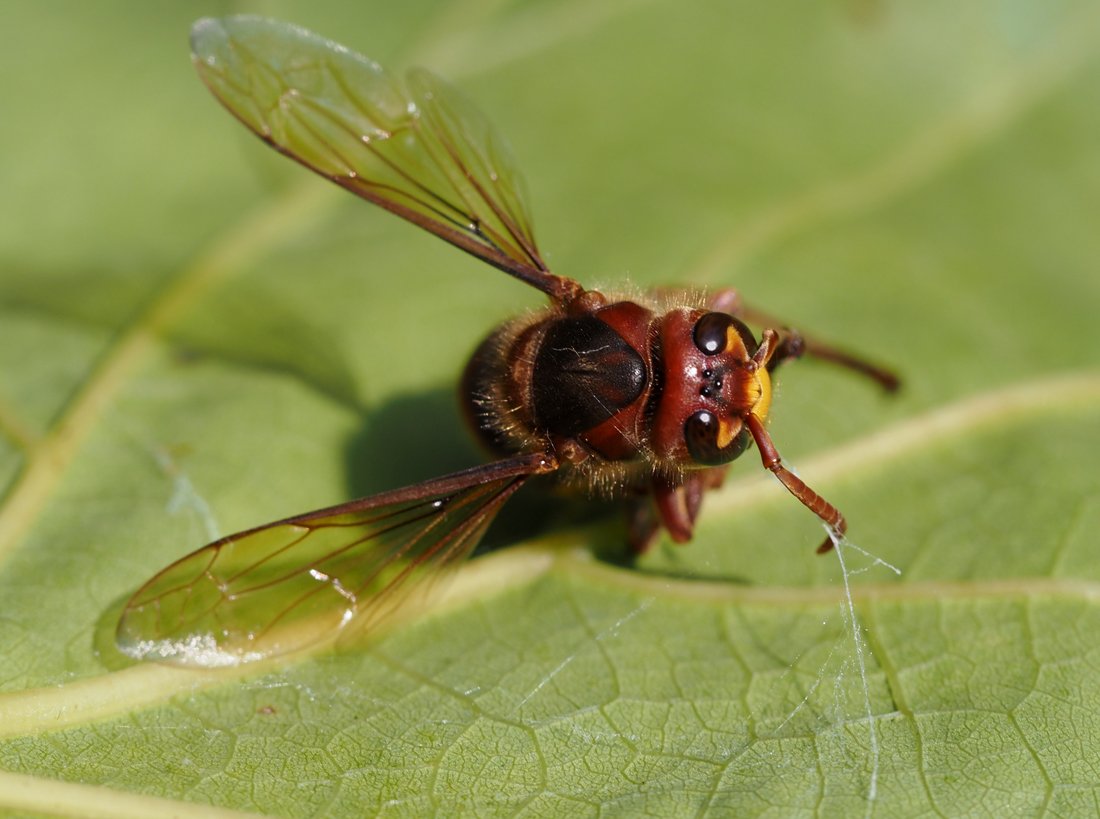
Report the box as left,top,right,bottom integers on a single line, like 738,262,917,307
461,300,657,464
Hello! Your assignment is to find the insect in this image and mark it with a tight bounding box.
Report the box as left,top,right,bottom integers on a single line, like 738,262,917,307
116,16,898,667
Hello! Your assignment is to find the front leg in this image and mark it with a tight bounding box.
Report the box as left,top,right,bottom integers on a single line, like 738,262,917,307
628,467,728,553
707,288,899,392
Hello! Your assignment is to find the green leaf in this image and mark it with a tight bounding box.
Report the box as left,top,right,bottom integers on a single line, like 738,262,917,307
2,1,1099,816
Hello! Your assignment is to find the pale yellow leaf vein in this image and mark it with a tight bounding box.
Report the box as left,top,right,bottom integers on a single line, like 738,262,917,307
0,5,1096,743
0,572,1090,740
0,547,553,739
0,393,39,452
0,182,337,566
707,371,1100,518
407,0,660,77
0,0,658,571
689,6,1100,282
0,768,267,819
0,373,1096,737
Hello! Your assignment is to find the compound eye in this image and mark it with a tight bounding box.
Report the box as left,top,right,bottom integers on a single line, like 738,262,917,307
692,313,758,356
684,410,751,465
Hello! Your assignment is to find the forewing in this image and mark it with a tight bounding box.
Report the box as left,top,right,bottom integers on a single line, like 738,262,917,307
116,455,551,666
190,16,573,296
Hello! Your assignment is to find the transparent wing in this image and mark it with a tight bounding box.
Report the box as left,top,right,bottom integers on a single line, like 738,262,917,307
191,15,579,300
116,454,554,667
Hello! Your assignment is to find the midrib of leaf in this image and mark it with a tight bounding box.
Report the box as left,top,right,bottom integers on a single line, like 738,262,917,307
3,1,1093,574
0,0,658,570
0,6,1090,819
406,0,662,77
0,393,38,452
1,570,1097,739
688,3,1100,283
0,768,264,819
0,371,1095,740
707,370,1100,518
0,180,338,567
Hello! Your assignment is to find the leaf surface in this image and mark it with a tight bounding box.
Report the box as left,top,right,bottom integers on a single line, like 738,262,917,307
1,1,1099,816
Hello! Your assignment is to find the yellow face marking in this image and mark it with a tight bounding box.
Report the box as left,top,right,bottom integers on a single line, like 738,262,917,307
725,326,746,357
754,365,773,421
716,417,740,450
